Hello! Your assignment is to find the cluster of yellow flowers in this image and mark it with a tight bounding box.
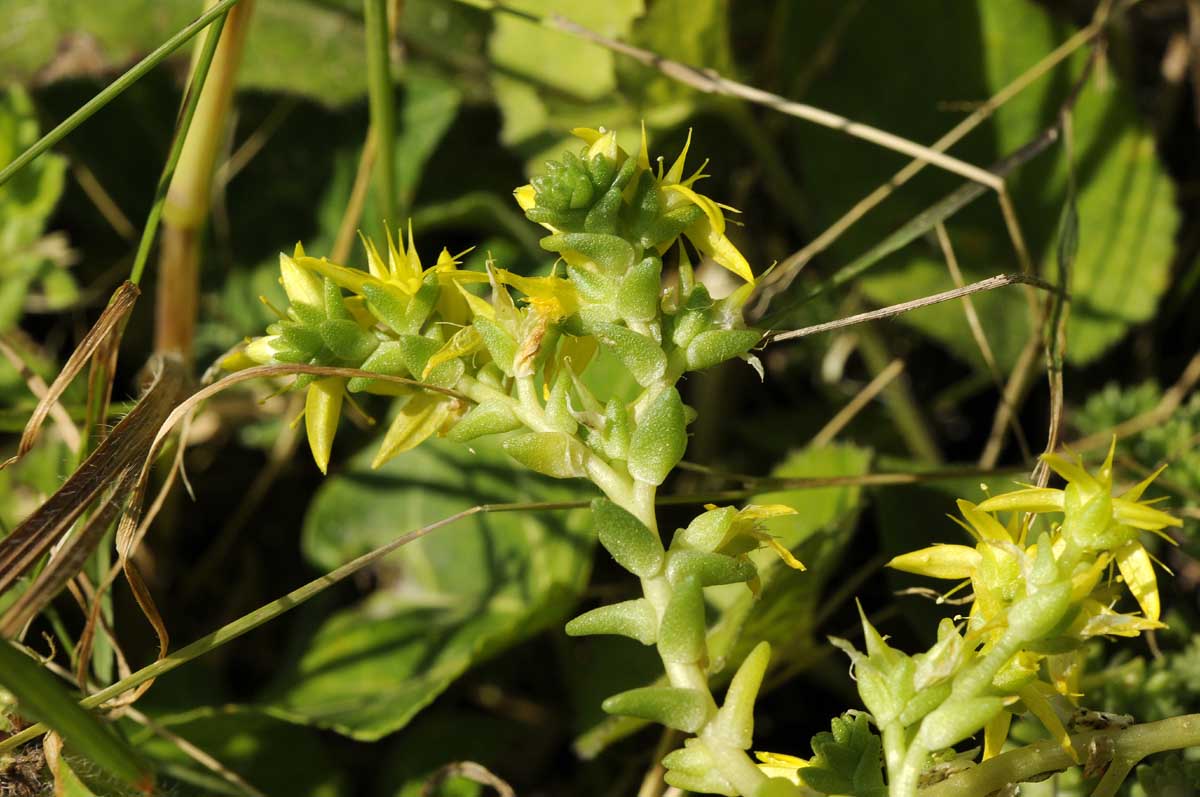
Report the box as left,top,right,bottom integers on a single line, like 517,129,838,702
227,127,758,479
759,445,1179,796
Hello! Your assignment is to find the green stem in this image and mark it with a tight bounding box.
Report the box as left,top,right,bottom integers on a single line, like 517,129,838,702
893,740,930,797
920,714,1200,797
883,722,907,780
129,6,231,286
0,0,243,188
621,478,767,796
364,0,397,228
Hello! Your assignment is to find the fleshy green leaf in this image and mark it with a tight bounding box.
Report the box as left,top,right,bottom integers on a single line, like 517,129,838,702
592,497,664,578
627,386,687,484
601,686,711,733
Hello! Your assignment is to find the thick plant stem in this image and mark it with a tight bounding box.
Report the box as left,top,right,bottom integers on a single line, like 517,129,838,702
156,0,255,363
625,477,767,796
920,714,1200,797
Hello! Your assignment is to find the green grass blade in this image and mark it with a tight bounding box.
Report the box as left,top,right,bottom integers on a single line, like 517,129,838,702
364,0,397,227
0,0,243,189
129,7,231,286
0,641,153,791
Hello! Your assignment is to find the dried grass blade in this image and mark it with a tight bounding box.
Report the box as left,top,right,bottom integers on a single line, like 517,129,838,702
0,354,188,602
1,281,139,471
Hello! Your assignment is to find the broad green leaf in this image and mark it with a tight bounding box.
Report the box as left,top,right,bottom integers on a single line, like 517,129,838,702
489,0,644,150
782,1,1176,367
376,706,521,797
264,437,592,740
0,0,367,105
0,86,70,330
573,443,871,757
488,0,644,102
624,0,733,112
0,641,152,791
126,708,344,797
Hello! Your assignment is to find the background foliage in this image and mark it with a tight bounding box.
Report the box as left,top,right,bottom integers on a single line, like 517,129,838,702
2,0,1199,795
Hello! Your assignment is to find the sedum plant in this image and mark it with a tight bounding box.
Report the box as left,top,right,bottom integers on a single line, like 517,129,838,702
229,127,1189,797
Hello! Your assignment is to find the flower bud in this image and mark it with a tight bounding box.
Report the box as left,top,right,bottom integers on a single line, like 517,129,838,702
673,506,737,552
373,394,453,468
279,251,323,308
304,377,344,474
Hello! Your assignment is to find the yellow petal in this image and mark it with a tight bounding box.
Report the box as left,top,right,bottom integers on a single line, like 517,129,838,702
1115,541,1160,621
305,377,344,475
495,269,579,320
1019,683,1079,764
220,348,258,372
684,216,755,284
1120,464,1168,503
887,544,980,580
402,221,423,282
983,711,1012,760
957,499,1012,543
1040,453,1097,492
761,536,805,571
513,184,536,212
1076,600,1165,638
976,487,1064,514
372,393,454,468
456,282,495,321
1070,553,1109,602
570,126,605,145
422,326,483,379
664,128,692,185
754,751,806,785
358,232,390,281
738,504,799,521
297,255,373,296
664,183,725,235
280,251,324,308
637,120,650,171
1112,497,1182,531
